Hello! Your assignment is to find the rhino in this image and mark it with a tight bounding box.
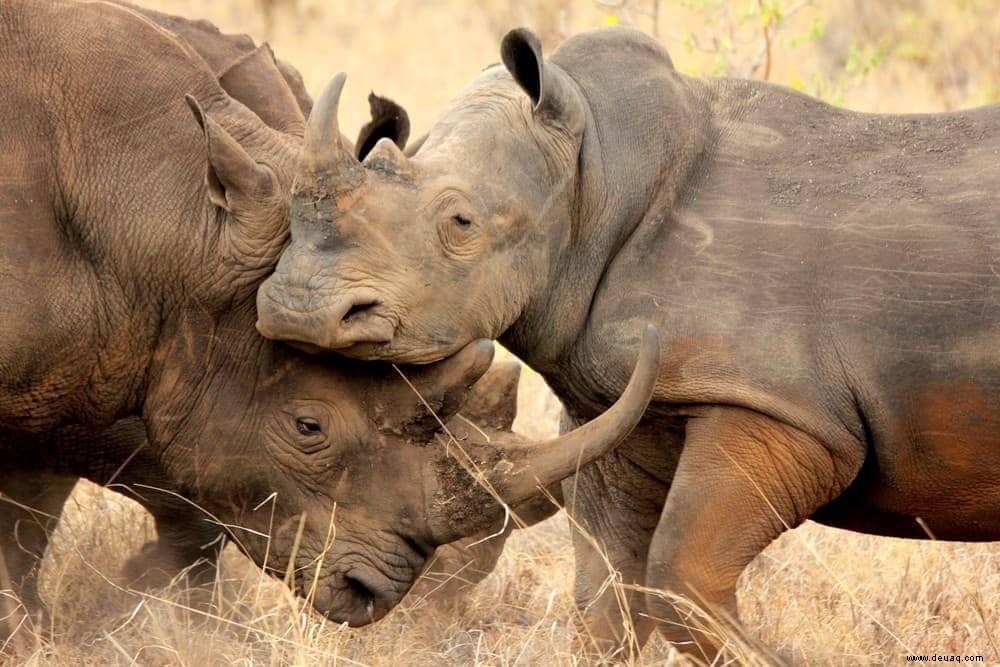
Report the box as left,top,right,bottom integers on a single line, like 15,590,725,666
0,2,658,639
256,25,1000,657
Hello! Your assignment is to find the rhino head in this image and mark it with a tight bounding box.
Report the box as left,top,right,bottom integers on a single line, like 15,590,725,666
255,29,589,363
142,74,656,627
146,303,658,627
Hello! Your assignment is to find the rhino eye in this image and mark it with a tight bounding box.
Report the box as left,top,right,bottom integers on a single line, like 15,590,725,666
295,417,323,436
452,214,472,228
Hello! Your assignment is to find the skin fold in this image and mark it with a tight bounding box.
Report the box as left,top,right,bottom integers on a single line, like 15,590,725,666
257,26,1000,659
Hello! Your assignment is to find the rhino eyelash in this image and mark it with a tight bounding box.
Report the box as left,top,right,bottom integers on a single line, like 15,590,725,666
452,214,473,228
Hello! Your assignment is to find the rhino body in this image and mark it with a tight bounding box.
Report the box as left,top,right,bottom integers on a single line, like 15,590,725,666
258,27,1000,657
1,2,653,639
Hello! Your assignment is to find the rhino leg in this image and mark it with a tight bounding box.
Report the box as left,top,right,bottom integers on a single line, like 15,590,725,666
645,406,861,659
119,489,226,593
62,418,228,593
0,470,77,640
563,424,678,662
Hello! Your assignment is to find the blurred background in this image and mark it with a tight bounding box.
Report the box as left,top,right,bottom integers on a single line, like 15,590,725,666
150,0,999,138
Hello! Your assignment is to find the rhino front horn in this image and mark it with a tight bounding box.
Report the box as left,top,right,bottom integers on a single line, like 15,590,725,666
299,72,365,196
433,325,661,540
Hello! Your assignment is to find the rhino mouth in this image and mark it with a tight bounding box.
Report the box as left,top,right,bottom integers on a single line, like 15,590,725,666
331,337,462,365
314,566,406,626
308,534,432,626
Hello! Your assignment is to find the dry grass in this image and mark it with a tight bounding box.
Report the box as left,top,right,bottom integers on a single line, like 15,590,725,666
5,1,999,664
10,449,999,664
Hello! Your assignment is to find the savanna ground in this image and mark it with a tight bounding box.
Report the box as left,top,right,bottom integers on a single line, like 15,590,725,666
5,0,999,664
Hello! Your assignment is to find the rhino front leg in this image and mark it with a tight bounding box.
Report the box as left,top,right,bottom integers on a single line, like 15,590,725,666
120,512,224,593
564,424,679,662
645,405,862,660
72,418,226,593
0,470,77,640
118,486,226,593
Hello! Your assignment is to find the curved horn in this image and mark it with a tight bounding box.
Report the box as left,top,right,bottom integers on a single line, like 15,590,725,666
299,72,364,194
487,324,659,506
431,325,659,543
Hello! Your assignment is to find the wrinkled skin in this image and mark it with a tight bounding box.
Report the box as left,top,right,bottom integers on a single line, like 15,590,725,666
0,3,654,642
107,0,314,126
259,26,1000,658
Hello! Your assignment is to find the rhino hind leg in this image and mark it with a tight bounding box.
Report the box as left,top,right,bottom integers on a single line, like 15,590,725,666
0,470,78,643
644,406,862,660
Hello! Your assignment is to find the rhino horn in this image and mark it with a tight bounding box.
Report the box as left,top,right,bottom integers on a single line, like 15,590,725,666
432,325,660,540
298,72,365,197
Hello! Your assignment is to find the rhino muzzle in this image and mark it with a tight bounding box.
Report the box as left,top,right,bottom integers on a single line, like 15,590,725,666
256,278,396,350
312,566,405,626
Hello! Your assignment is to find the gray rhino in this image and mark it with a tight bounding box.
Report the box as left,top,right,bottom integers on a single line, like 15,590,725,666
256,26,1000,657
0,2,657,640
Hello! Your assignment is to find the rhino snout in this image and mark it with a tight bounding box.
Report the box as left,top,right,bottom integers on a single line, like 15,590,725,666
256,279,395,350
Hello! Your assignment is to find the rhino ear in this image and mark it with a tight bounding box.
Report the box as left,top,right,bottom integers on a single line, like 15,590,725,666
501,28,584,131
355,92,411,161
401,340,496,434
218,44,305,136
186,94,277,213
501,28,544,106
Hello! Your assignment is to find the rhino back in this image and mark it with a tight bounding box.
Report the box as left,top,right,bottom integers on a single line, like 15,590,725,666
0,0,225,429
580,80,999,519
107,0,312,122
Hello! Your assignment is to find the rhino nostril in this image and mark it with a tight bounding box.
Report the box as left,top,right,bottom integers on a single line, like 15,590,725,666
341,300,379,325
402,535,431,560
344,573,377,611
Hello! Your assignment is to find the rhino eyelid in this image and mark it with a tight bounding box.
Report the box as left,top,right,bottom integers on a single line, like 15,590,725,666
295,417,323,436
427,188,472,214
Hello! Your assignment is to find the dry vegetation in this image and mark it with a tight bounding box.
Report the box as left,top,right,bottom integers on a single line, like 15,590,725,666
5,0,999,664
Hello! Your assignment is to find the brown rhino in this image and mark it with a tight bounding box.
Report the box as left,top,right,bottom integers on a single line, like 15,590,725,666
0,2,658,640
50,0,511,605
256,26,1000,658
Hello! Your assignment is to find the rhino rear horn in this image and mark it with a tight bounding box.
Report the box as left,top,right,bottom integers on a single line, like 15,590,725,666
399,340,497,435
186,94,278,213
458,360,522,432
500,28,585,133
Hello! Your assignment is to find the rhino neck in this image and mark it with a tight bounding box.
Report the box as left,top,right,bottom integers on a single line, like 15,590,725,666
502,37,713,375
141,299,267,485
